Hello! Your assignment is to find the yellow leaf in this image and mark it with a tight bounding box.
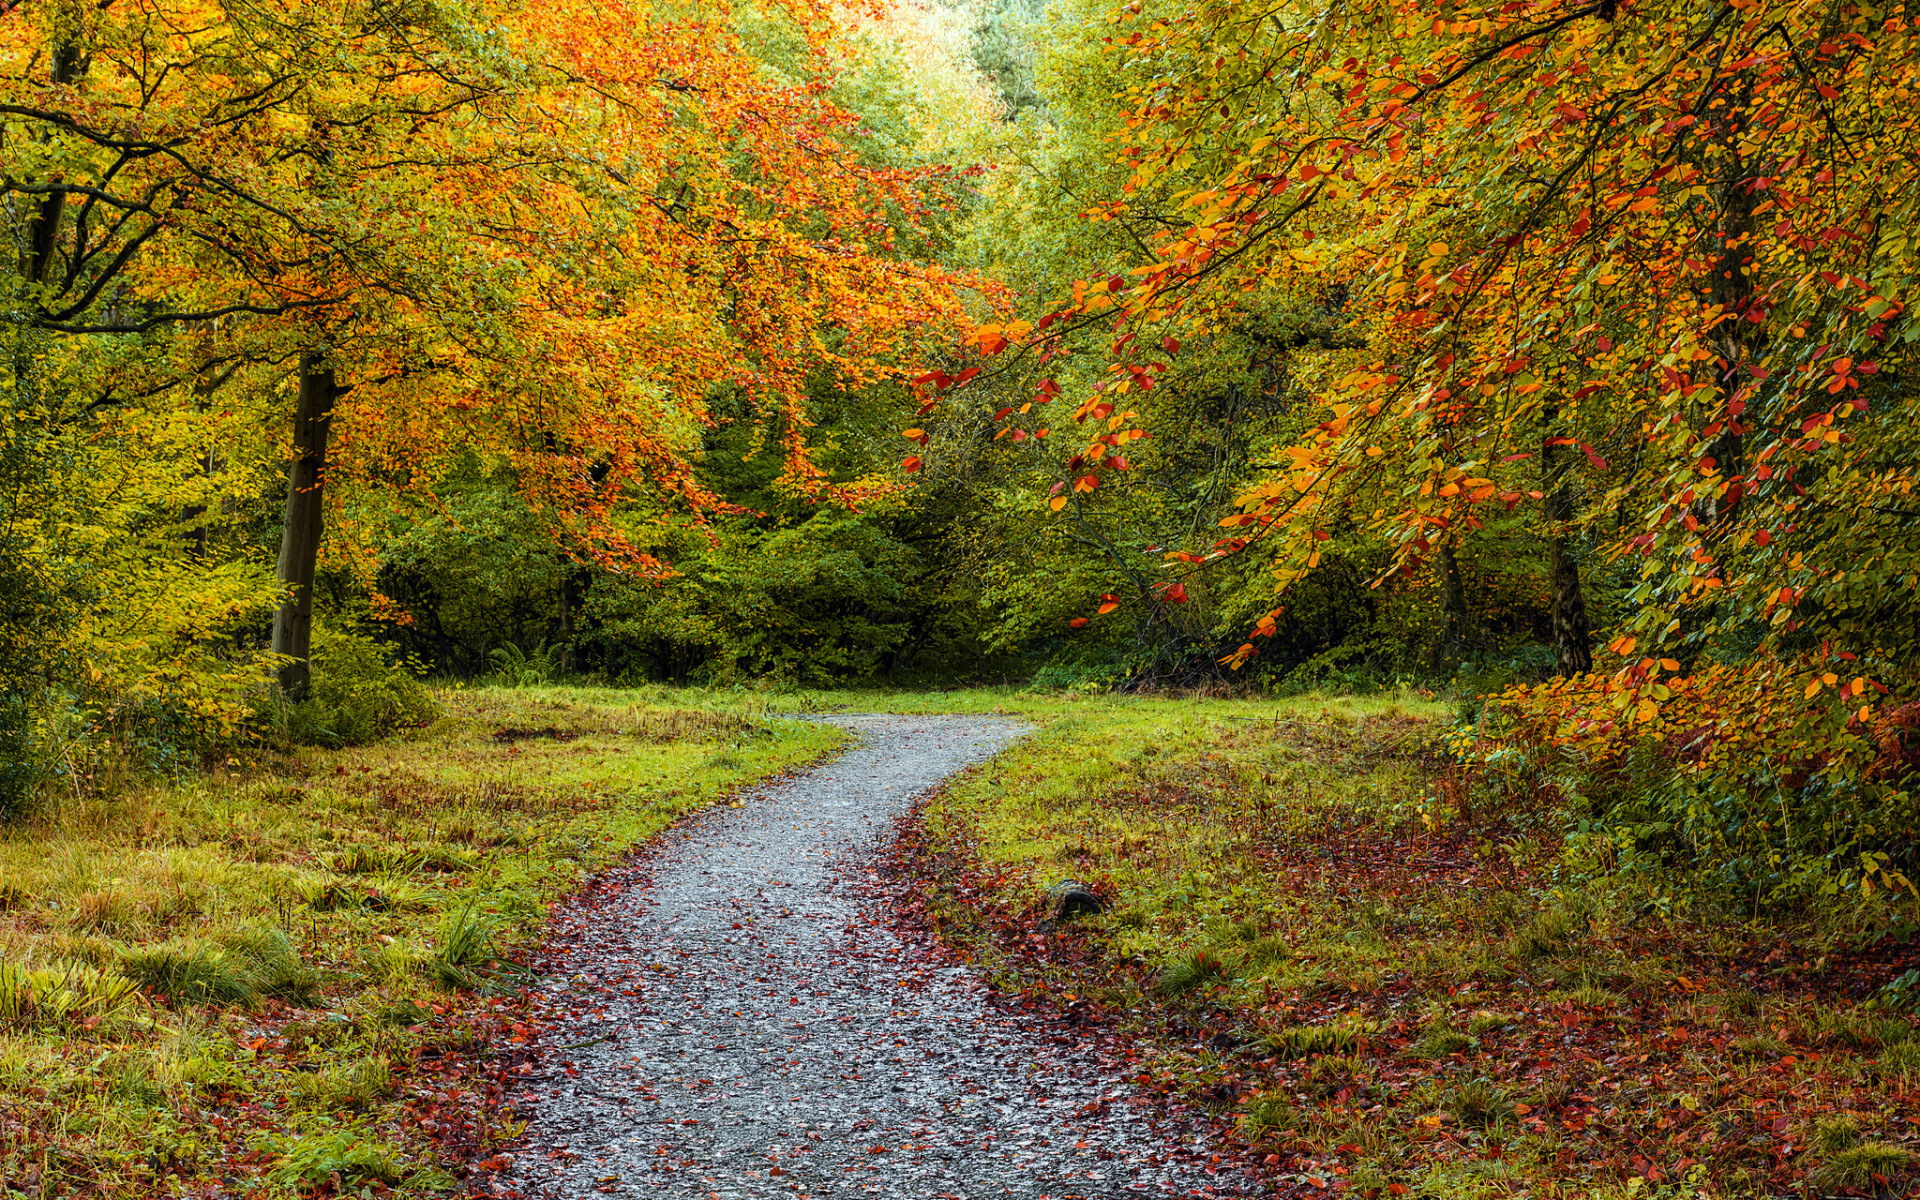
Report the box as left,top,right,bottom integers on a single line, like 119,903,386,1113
902,428,924,439
1049,496,1067,511
1805,680,1822,698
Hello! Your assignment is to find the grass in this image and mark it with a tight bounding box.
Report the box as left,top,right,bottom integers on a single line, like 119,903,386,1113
914,684,1920,1198
0,684,841,1198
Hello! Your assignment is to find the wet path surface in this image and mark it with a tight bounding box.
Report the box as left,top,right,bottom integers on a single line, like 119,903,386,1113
509,714,1240,1199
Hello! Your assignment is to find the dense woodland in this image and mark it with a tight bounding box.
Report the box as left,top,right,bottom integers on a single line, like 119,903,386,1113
12,2,1920,1195
4,0,1920,911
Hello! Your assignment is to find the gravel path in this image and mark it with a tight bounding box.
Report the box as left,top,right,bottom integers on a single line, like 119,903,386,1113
508,714,1242,1200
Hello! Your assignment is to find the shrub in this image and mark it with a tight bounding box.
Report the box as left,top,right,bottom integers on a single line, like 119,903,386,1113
0,696,44,821
487,641,559,687
259,626,439,747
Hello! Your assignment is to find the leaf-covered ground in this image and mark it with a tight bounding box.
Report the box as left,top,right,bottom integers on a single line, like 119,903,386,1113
904,694,1920,1199
0,686,839,1199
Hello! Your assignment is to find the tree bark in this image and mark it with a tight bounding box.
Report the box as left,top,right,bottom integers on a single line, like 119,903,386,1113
557,565,588,675
271,353,339,697
1542,414,1593,677
1438,535,1469,658
19,13,84,289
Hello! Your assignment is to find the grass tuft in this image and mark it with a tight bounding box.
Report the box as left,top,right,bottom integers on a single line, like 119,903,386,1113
1809,1141,1913,1191
1240,1091,1297,1134
1157,947,1231,997
1264,1013,1383,1059
269,1126,408,1189
119,939,261,1007
1810,1115,1860,1155
1446,1078,1515,1128
429,899,501,989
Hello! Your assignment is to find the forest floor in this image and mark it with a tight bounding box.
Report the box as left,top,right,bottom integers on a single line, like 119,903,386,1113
0,687,842,1199
4,683,1919,1199
907,692,1920,1199
502,712,1252,1199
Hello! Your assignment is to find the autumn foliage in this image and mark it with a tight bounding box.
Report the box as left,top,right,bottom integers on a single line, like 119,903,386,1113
905,0,1920,890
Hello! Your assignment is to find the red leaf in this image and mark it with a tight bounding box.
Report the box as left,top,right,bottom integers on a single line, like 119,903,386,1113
902,456,922,473
1069,617,1089,628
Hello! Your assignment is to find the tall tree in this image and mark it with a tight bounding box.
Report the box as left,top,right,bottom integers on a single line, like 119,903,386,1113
918,0,1920,720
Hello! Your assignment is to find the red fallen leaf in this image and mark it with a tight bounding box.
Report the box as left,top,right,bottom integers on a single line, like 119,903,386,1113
903,456,922,473
730,922,742,929
1069,618,1089,628
770,1167,787,1176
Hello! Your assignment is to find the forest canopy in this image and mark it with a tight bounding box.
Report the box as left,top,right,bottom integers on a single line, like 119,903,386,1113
4,0,1920,900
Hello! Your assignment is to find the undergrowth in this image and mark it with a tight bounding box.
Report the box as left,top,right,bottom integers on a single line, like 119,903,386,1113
917,688,1920,1199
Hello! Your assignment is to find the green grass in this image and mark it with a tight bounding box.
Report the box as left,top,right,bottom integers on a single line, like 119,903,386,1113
914,685,1920,1197
0,684,842,1198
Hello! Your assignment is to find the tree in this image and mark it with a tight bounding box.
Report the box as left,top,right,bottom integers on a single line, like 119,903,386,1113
2,0,982,704
922,0,1918,696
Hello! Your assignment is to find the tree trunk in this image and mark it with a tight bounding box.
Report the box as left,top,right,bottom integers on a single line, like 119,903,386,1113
1541,415,1593,677
179,358,230,563
557,566,587,675
1705,73,1758,522
19,17,84,289
271,353,338,697
1438,535,1469,661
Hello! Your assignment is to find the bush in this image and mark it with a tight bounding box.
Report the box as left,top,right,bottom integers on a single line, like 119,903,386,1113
0,696,43,821
260,627,439,747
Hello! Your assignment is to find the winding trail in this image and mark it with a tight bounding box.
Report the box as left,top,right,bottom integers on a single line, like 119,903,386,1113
509,714,1242,1199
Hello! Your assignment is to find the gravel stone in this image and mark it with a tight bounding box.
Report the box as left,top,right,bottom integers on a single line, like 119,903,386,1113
510,714,1245,1198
